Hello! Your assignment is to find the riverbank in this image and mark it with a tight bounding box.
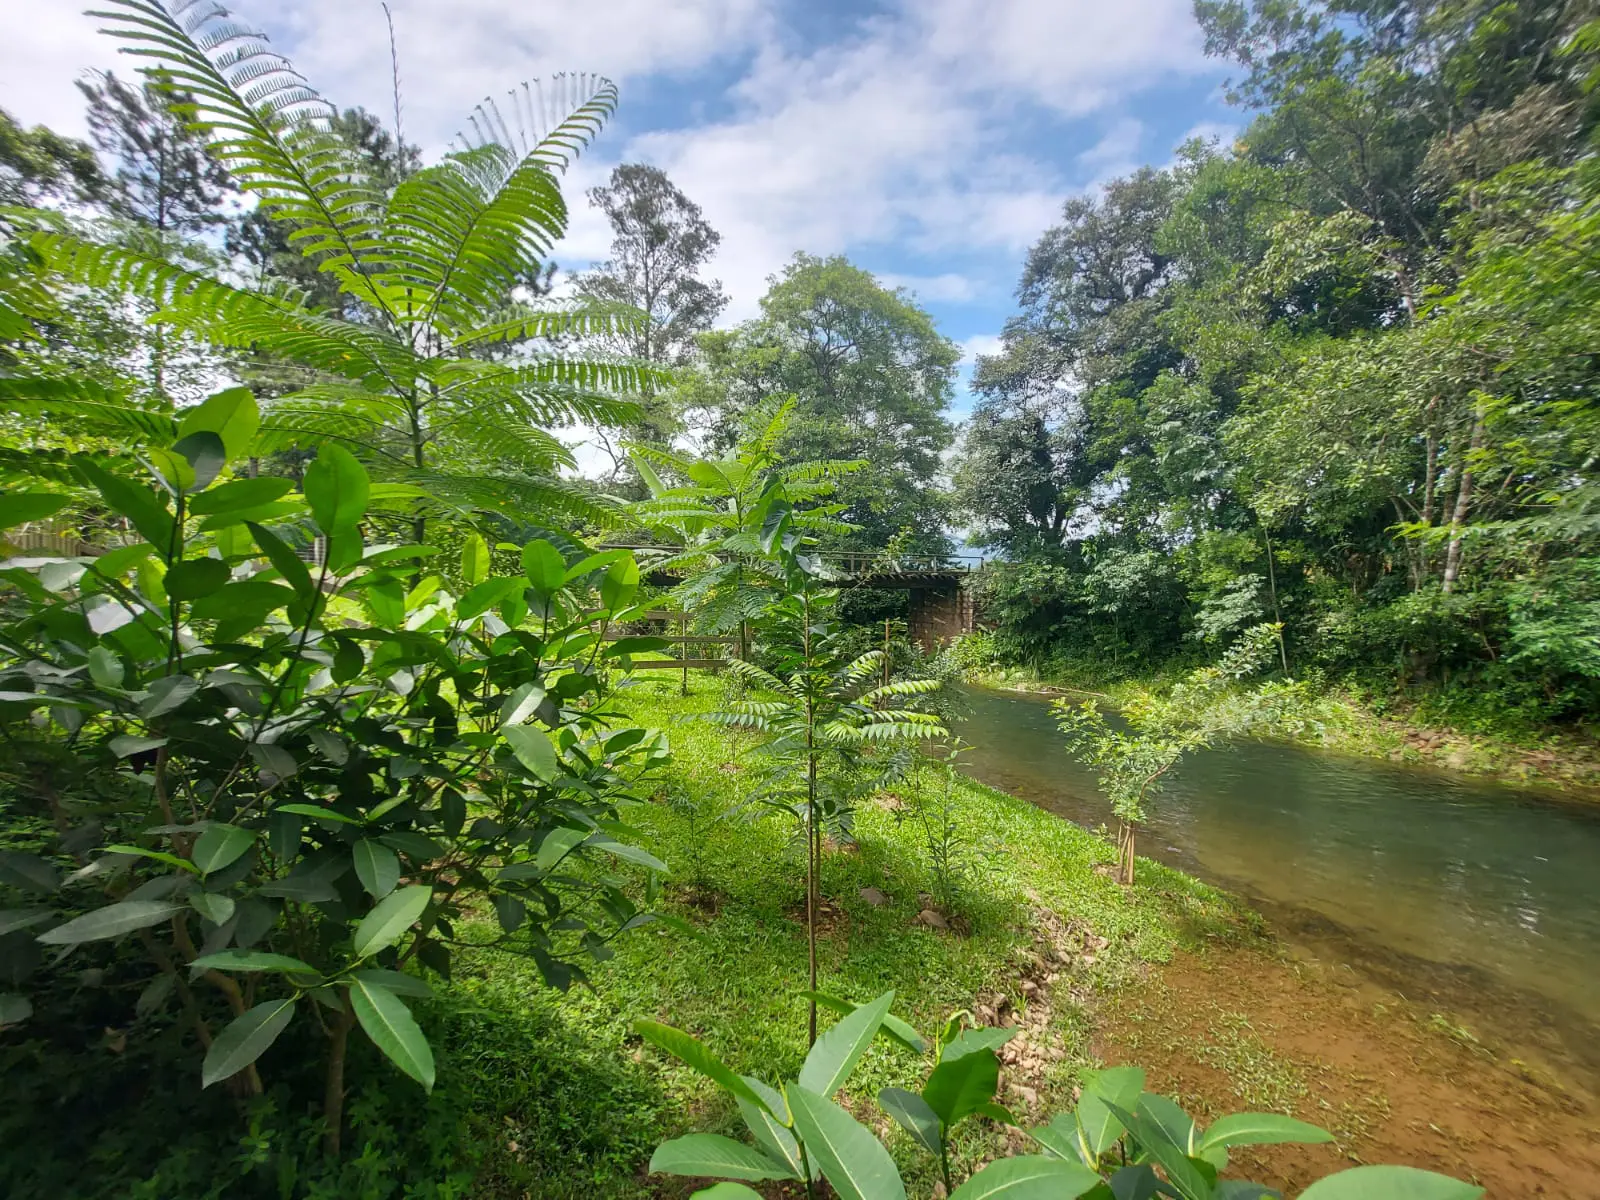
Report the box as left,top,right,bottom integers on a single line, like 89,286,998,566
443,675,1594,1196
964,666,1600,796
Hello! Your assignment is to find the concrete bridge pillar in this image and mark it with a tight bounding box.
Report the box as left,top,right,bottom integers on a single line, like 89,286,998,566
906,581,975,651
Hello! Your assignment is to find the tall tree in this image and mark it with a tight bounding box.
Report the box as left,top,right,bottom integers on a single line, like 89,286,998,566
0,109,103,207
575,163,727,476
697,254,958,553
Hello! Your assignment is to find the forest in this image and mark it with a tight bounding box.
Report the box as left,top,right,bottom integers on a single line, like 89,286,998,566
0,0,1595,1197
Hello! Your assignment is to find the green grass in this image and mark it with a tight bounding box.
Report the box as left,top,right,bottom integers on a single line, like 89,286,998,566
439,672,1248,1197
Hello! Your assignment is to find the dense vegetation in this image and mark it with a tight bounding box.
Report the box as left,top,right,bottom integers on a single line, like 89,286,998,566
0,0,1583,1195
955,0,1600,737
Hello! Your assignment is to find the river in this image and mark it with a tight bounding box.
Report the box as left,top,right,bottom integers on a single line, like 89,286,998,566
951,683,1600,1091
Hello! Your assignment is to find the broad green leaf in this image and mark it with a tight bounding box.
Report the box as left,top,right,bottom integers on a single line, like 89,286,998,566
352,968,433,998
274,802,361,826
738,1075,806,1179
164,557,231,601
587,838,668,874
498,682,548,729
0,851,60,893
37,900,184,944
101,843,198,873
688,1186,764,1200
456,577,522,621
600,556,640,610
86,645,124,688
648,1133,795,1182
192,825,255,875
1297,1167,1483,1200
188,891,235,925
924,1046,1001,1128
1212,1182,1280,1200
109,734,167,758
1030,1114,1091,1164
1077,1065,1147,1158
350,976,435,1091
303,444,368,535
201,997,295,1088
634,1020,771,1112
245,521,315,597
190,578,296,623
461,533,490,585
1197,1112,1332,1152
352,885,431,958
171,431,226,491
191,949,318,976
604,635,671,657
189,476,293,515
949,1155,1101,1200
0,909,53,935
178,386,259,461
944,1026,1018,1062
504,725,560,781
786,1084,905,1200
1109,1163,1163,1200
0,993,33,1026
521,539,566,593
798,989,895,1098
563,548,629,582
1137,1093,1198,1153
878,1086,942,1154
799,990,928,1054
353,839,400,898
1104,1101,1209,1200
0,491,70,529
74,457,173,551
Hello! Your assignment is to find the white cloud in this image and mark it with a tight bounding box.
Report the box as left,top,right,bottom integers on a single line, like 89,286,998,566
0,4,121,135
880,273,982,303
958,333,1006,367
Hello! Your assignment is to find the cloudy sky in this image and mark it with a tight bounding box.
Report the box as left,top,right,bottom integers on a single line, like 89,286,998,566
1,0,1238,415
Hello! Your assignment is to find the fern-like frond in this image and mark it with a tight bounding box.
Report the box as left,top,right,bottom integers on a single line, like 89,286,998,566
448,302,646,351
92,0,393,313
721,658,789,695
425,356,649,428
856,678,942,707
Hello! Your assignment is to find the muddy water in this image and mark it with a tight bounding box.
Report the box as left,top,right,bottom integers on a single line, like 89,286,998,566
952,684,1600,1091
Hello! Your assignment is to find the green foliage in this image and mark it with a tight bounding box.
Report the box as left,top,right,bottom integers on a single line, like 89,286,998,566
0,391,671,1150
641,993,1477,1200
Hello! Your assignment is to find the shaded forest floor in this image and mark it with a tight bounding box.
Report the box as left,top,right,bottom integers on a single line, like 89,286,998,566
967,666,1600,796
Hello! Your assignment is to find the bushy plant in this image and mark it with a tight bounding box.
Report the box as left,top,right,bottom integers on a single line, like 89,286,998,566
638,991,1481,1200
0,396,672,1151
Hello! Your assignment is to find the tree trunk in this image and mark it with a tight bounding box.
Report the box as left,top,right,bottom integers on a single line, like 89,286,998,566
1441,405,1486,594
323,994,355,1158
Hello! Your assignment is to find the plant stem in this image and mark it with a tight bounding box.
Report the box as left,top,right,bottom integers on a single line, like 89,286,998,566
323,989,355,1158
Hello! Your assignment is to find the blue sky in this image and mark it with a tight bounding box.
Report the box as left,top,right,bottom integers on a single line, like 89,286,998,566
1,0,1239,419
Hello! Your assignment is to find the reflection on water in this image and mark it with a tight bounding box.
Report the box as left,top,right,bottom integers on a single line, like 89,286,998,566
952,684,1600,1086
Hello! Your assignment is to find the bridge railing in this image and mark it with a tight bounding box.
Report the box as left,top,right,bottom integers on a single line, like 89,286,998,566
813,551,990,576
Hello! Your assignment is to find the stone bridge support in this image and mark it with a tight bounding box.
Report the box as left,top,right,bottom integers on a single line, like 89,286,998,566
906,580,975,651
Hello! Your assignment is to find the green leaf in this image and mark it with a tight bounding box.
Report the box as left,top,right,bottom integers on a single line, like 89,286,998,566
521,539,567,593
737,1075,806,1179
189,477,293,515
275,803,361,826
923,1047,1000,1128
457,577,522,621
0,851,59,893
353,839,400,898
74,457,173,550
944,1026,1018,1062
800,990,928,1054
799,989,895,1099
587,838,668,874
188,891,235,925
648,1134,796,1182
1197,1113,1332,1153
878,1087,942,1154
563,548,630,582
164,556,231,601
191,950,318,977
504,725,560,781
0,491,70,529
178,387,259,462
101,843,198,874
171,431,227,492
350,976,435,1091
462,533,490,586
786,1084,906,1200
688,1186,765,1200
245,521,315,597
1077,1065,1147,1158
0,994,33,1026
86,646,124,689
1298,1167,1483,1200
498,682,548,728
190,578,296,623
1104,1101,1208,1200
109,734,167,758
303,444,368,535
0,909,53,935
352,885,431,958
948,1155,1101,1200
633,1021,772,1113
201,997,295,1088
37,900,184,945
1137,1093,1197,1153
191,825,255,876
600,556,640,610
352,968,433,999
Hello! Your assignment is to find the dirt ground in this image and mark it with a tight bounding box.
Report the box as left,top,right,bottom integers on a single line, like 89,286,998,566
1093,944,1600,1198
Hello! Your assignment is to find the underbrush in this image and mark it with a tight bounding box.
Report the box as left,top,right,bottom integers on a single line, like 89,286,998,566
0,672,1247,1197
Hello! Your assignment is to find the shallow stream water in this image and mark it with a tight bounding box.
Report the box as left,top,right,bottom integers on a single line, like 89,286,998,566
951,684,1600,1090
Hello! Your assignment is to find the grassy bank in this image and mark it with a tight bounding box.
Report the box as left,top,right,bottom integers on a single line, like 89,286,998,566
442,673,1249,1197
965,664,1600,795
